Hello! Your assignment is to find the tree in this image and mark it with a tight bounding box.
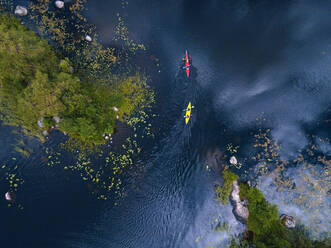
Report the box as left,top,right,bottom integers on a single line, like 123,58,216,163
215,167,239,204
0,13,154,148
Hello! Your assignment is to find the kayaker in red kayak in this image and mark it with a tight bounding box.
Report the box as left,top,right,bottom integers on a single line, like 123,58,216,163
183,50,190,78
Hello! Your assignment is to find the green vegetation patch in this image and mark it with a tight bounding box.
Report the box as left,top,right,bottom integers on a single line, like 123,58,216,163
239,183,289,247
238,183,331,248
0,13,153,148
215,167,238,204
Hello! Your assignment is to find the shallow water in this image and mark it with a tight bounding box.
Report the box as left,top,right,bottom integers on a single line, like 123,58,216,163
1,0,331,247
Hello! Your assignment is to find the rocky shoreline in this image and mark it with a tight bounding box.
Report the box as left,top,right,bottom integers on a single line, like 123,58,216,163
230,180,249,224
228,179,296,230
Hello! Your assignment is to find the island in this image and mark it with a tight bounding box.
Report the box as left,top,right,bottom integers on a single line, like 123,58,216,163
0,12,153,149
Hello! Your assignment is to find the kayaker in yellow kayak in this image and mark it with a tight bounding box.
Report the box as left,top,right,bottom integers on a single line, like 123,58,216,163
184,102,194,124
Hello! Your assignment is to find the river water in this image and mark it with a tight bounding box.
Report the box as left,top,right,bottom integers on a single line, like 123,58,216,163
1,0,331,247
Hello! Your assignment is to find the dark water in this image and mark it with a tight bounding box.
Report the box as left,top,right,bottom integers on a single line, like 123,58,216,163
1,0,331,247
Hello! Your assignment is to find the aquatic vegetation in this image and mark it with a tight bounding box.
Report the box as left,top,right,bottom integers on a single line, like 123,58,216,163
0,0,12,11
212,114,331,247
225,115,331,246
226,143,240,154
215,167,238,204
113,13,146,53
250,122,331,238
0,163,24,209
43,104,156,200
28,0,146,80
14,146,32,158
4,169,24,191
215,221,230,232
0,0,157,203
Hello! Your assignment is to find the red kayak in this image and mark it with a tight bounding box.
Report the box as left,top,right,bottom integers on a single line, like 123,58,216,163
185,50,190,78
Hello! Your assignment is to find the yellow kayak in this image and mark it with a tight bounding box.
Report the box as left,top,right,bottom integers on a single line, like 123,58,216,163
185,102,191,124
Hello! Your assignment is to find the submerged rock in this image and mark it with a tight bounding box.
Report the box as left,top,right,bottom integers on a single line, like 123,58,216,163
55,1,64,9
230,156,238,165
230,180,249,224
280,214,296,228
205,147,226,173
14,6,28,16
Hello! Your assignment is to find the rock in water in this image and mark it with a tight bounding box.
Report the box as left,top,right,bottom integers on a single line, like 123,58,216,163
85,35,92,42
55,1,64,9
280,214,296,228
5,191,15,202
230,156,238,165
230,180,249,224
14,6,28,16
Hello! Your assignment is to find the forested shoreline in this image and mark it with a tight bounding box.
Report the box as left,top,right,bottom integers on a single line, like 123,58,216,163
0,12,154,149
215,167,331,248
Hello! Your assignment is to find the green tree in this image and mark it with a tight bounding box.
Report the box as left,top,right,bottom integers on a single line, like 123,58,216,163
0,13,154,148
215,167,239,204
238,183,331,248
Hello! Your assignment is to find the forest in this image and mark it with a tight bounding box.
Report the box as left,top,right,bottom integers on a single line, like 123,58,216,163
0,13,152,148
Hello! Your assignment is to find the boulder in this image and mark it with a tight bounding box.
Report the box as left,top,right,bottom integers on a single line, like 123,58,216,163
85,35,92,42
113,106,119,112
14,6,28,16
230,180,249,224
53,116,61,124
280,214,296,228
230,156,238,165
55,1,64,9
42,130,48,136
5,191,15,202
